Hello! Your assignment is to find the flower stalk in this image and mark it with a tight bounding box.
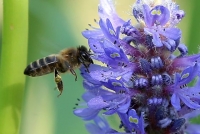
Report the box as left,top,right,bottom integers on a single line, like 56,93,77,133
0,0,28,133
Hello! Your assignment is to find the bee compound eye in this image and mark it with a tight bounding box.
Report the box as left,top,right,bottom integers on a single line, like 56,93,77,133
81,53,87,60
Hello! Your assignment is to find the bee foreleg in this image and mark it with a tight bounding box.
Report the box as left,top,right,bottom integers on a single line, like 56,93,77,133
82,63,90,73
85,65,90,73
78,57,90,73
70,68,77,81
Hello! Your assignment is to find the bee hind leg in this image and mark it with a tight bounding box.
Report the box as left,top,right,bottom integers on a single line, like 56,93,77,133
85,66,90,73
54,68,63,97
70,68,77,81
57,91,62,97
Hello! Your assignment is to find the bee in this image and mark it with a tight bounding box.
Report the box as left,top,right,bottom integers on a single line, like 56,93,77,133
24,45,93,96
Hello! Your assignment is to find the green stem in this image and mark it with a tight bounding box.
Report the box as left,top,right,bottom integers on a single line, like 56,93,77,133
187,0,200,54
0,0,28,133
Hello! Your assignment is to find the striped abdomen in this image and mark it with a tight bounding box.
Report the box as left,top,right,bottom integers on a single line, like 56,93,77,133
24,55,63,77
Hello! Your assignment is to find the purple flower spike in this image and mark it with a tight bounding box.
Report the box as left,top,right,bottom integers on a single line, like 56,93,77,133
74,0,200,133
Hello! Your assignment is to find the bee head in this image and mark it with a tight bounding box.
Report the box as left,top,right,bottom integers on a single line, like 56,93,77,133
78,46,93,72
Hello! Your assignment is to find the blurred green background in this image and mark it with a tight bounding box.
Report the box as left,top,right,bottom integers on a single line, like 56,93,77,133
0,0,200,134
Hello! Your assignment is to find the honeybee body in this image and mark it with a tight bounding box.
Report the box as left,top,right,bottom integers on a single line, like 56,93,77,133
24,46,93,96
24,47,90,77
24,54,78,77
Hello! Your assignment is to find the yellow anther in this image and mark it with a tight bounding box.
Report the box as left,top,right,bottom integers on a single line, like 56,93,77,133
151,9,161,15
110,53,120,58
129,116,139,124
109,29,116,36
112,82,122,87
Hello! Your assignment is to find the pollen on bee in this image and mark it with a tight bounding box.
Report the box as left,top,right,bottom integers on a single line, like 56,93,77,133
55,74,62,83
